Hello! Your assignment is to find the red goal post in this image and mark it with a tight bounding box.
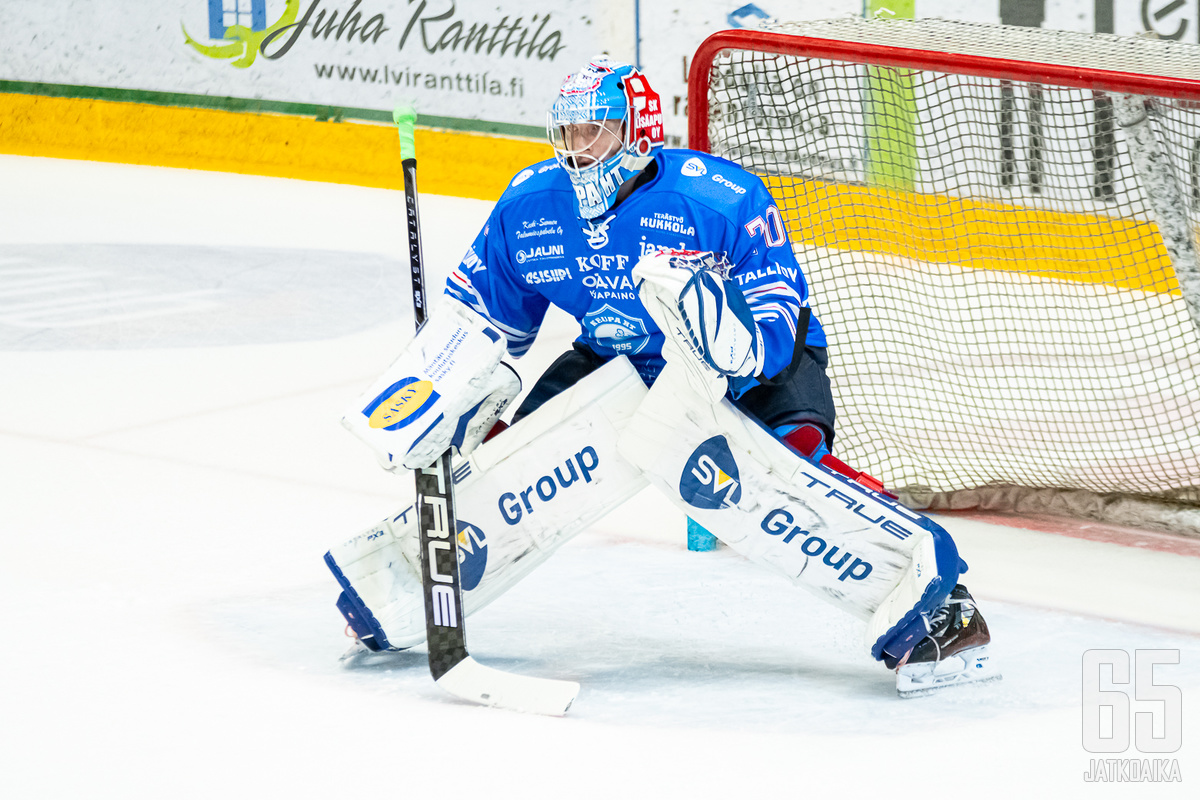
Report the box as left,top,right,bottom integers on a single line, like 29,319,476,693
686,18,1200,529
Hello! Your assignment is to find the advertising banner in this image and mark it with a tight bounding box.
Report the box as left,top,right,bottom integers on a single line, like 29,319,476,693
637,0,1200,145
0,1,609,131
2,1,1194,138
638,1,857,146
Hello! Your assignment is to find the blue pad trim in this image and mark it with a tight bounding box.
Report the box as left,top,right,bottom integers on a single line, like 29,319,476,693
325,551,394,651
871,515,962,663
450,396,489,451
336,592,383,652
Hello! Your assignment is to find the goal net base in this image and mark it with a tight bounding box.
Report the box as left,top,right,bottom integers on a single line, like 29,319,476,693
904,485,1200,539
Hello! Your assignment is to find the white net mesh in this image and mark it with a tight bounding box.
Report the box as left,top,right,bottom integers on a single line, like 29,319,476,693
700,17,1200,516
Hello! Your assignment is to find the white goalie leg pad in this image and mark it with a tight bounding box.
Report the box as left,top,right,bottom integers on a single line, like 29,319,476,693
327,357,650,650
616,364,960,661
341,299,521,471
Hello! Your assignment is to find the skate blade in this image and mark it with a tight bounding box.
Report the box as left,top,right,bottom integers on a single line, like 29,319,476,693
339,640,377,666
898,672,1002,698
896,645,1002,698
338,639,415,668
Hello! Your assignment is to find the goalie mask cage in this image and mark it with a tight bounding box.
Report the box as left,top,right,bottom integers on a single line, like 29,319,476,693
690,17,1200,518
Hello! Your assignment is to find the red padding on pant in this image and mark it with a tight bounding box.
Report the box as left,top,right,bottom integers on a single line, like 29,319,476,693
782,424,897,498
781,424,825,458
483,420,508,443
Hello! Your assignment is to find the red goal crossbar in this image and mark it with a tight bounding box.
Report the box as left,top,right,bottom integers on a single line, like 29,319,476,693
687,28,1200,153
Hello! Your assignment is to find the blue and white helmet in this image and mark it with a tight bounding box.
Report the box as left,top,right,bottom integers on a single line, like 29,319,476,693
548,58,665,219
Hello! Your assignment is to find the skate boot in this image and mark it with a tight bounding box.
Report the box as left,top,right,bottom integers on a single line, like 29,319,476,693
893,584,1001,697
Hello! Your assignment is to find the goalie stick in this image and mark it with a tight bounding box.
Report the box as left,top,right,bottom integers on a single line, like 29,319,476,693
396,107,579,716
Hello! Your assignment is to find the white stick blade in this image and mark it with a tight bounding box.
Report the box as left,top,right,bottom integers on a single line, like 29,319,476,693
436,657,579,716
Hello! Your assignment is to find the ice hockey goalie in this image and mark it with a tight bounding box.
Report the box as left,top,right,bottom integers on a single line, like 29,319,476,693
327,56,1001,698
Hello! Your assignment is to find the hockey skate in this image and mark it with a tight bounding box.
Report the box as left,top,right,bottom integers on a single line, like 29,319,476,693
893,584,1000,697
337,623,415,669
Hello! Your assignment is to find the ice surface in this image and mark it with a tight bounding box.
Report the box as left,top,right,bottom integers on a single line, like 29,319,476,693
0,156,1196,799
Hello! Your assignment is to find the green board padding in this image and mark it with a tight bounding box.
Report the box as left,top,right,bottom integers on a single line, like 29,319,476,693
862,1,917,191
864,66,918,191
864,0,914,17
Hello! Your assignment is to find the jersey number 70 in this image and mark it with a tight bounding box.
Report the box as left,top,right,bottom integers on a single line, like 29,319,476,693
744,206,787,247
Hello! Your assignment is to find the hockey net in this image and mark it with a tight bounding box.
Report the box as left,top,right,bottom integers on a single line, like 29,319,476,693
690,17,1200,532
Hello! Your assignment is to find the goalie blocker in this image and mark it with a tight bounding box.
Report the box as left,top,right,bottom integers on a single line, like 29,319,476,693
341,300,521,472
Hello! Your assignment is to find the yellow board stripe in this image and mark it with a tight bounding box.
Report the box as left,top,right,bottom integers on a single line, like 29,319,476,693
767,177,1181,296
4,92,1181,296
0,92,552,201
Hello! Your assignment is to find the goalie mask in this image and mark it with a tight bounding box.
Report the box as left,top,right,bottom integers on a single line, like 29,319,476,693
548,59,664,220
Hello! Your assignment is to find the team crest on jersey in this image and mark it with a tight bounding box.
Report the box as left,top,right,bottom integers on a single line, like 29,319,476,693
582,304,649,355
680,436,743,510
362,377,439,430
456,520,488,591
681,157,707,177
582,215,615,249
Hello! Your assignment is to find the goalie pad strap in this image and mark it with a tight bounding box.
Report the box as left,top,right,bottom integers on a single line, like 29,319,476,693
755,307,810,388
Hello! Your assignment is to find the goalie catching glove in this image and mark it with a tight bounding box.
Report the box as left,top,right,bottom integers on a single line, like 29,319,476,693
633,249,764,401
341,300,521,470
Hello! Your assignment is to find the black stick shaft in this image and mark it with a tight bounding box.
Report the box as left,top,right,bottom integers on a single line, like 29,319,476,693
402,158,431,331
401,154,469,680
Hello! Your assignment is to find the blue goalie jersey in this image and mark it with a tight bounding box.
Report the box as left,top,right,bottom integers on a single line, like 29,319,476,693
445,148,826,392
